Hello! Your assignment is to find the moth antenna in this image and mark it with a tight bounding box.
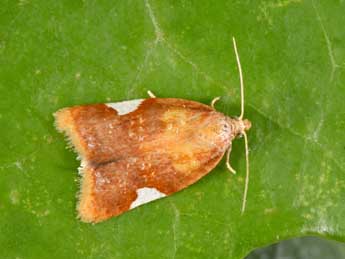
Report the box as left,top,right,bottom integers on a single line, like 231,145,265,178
211,96,221,109
241,131,250,214
232,37,244,120
226,143,236,175
147,90,156,98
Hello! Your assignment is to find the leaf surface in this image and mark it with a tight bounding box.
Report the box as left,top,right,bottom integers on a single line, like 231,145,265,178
1,0,345,258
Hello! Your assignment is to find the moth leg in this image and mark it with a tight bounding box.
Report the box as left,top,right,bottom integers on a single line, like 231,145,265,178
226,143,236,174
210,96,221,109
147,90,156,98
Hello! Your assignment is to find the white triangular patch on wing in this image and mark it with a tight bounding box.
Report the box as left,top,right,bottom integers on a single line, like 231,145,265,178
106,99,144,115
130,187,166,209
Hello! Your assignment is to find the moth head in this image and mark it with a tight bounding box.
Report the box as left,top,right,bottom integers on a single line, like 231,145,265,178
226,117,251,139
242,119,251,132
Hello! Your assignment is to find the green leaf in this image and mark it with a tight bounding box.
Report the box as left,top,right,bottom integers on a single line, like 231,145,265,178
1,0,344,258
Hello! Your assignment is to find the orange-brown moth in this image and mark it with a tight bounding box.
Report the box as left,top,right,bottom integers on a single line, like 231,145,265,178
54,38,251,223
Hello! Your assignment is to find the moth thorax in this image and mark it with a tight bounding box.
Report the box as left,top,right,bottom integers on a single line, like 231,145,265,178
227,117,251,139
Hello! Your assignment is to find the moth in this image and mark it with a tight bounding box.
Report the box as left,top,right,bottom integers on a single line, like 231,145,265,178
54,38,251,223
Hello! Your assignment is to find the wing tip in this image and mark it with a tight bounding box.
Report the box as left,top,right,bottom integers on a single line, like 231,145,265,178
54,108,87,157
54,108,101,223
76,165,126,223
77,165,99,223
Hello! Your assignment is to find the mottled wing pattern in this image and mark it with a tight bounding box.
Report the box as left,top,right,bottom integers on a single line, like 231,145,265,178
55,98,231,222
